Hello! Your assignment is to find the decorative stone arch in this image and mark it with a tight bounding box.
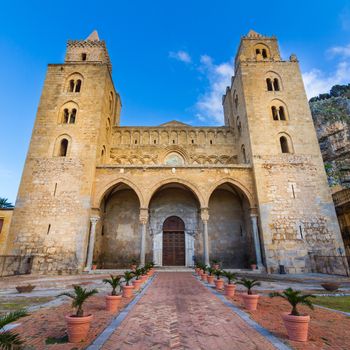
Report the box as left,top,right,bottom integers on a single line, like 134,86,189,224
253,43,271,59
269,98,289,121
265,70,283,91
94,178,146,209
58,100,79,124
206,178,255,209
161,146,190,165
277,132,294,154
53,133,72,157
64,72,84,93
145,178,205,208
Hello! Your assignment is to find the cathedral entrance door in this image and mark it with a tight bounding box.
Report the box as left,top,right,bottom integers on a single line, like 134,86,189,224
162,216,185,266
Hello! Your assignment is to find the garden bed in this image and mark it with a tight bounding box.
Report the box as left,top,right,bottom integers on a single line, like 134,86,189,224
227,293,350,349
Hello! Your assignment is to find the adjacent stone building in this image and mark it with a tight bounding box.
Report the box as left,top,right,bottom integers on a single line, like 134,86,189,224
5,30,347,274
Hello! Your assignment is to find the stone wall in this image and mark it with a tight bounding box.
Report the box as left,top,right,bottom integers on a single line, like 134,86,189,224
0,209,13,254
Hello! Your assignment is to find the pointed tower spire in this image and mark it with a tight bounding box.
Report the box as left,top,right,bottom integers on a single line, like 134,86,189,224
86,30,100,41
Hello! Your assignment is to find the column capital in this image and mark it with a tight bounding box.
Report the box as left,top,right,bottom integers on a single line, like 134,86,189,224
200,207,209,221
139,208,149,224
90,216,100,225
249,207,259,217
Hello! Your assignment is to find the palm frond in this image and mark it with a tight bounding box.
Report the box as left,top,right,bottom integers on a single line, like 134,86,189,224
0,310,28,329
0,331,24,350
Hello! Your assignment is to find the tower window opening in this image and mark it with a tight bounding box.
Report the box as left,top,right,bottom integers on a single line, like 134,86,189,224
82,53,87,61
241,145,247,163
266,78,273,91
299,225,304,239
191,139,194,144
210,140,213,145
279,106,286,120
273,78,280,91
69,109,77,124
134,140,137,144
69,79,75,92
271,106,278,120
172,140,175,144
75,79,82,92
63,109,69,123
256,49,261,55
154,139,157,144
262,49,267,58
280,136,290,153
59,138,68,157
47,224,51,235
234,94,238,109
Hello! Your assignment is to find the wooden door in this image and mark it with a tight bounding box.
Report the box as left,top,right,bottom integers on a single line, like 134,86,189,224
162,216,185,266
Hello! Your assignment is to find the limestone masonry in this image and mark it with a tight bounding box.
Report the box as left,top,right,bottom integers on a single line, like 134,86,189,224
5,30,348,274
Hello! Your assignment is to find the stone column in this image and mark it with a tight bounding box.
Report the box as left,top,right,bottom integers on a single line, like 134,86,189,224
201,208,210,266
139,208,149,266
85,216,100,271
250,213,263,268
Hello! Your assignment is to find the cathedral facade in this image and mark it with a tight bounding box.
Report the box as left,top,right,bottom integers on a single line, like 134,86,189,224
5,30,347,274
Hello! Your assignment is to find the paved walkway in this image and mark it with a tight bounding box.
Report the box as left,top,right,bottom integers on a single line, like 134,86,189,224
101,272,278,350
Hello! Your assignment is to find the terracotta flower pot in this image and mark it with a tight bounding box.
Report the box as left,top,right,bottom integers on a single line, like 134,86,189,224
225,284,236,297
282,312,310,342
141,275,148,283
214,279,224,290
250,264,257,270
105,295,122,313
242,294,259,311
198,269,203,276
131,264,137,271
133,279,143,291
65,314,93,343
207,275,215,284
122,285,134,298
213,264,220,270
146,271,152,277
201,273,208,282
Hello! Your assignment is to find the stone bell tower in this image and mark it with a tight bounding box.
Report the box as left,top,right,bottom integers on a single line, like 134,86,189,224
6,31,121,273
223,30,347,273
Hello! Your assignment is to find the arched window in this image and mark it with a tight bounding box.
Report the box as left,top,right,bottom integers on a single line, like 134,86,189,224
254,44,270,59
255,49,261,55
234,94,238,109
262,49,267,58
280,136,290,153
82,53,87,61
279,106,286,121
271,106,278,120
63,109,69,123
69,80,75,92
236,116,242,135
59,139,68,157
70,109,77,124
75,79,82,92
266,78,273,91
273,78,280,91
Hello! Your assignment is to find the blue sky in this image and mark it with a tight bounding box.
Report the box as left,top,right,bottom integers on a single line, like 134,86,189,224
1,0,350,202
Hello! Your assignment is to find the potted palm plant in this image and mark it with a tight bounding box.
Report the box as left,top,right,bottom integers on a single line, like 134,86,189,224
58,285,98,343
207,267,215,285
103,275,122,313
140,267,148,283
213,269,224,290
236,278,260,311
0,309,28,349
122,271,135,298
92,261,98,270
211,259,220,270
132,268,143,291
223,271,236,297
201,265,208,282
269,288,315,342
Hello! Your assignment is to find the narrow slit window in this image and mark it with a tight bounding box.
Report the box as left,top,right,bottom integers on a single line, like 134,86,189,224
75,79,82,92
69,80,75,92
82,53,87,61
272,106,278,120
59,139,68,156
279,106,286,120
266,78,273,91
53,183,57,196
299,225,304,239
70,109,77,124
63,109,69,123
47,224,51,235
280,136,289,153
273,78,280,91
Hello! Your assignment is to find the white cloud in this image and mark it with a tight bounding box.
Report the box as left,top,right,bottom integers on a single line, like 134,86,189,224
302,60,350,99
169,50,192,63
195,55,234,124
328,44,350,58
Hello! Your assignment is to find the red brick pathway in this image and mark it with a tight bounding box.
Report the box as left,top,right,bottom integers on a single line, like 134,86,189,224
102,272,277,350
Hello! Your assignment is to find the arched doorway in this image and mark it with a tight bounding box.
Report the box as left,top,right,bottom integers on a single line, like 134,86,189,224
162,216,185,266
